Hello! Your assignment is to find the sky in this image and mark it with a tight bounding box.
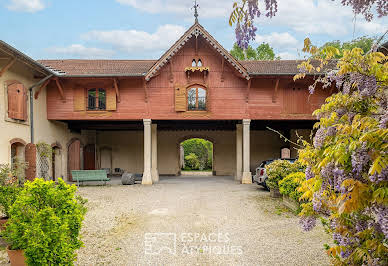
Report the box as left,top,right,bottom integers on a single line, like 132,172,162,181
0,0,386,60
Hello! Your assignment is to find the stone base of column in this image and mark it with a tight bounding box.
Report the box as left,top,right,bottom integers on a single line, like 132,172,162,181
142,171,153,185
241,171,252,184
151,168,159,183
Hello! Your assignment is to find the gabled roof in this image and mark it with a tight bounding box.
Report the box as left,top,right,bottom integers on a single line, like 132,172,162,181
0,40,53,75
38,59,156,77
144,22,251,81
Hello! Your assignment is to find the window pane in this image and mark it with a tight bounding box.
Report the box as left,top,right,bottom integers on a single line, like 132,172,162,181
188,88,196,110
88,89,96,110
198,88,206,110
98,88,106,110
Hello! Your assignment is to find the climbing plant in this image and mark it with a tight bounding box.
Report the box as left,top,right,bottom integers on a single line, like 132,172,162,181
294,39,388,265
36,142,52,180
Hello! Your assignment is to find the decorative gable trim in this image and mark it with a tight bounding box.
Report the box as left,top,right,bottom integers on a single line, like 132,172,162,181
145,23,250,81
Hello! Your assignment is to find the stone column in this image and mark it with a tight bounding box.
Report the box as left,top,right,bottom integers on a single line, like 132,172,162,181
241,119,252,184
142,119,152,185
235,124,242,181
151,123,159,182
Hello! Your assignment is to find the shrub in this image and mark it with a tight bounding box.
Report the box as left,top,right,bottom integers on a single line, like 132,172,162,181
4,178,87,265
181,138,212,170
265,160,305,190
279,172,305,202
185,153,200,170
0,164,22,218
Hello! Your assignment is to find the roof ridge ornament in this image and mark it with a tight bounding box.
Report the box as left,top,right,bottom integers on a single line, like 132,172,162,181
192,0,199,23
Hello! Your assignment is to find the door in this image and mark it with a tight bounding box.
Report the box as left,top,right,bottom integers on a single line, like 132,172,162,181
25,143,36,181
84,144,96,170
68,140,81,181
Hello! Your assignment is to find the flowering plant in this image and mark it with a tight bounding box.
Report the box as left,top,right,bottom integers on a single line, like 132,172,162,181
295,40,388,265
265,160,305,190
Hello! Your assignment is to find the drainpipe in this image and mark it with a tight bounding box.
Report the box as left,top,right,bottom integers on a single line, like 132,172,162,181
28,74,54,143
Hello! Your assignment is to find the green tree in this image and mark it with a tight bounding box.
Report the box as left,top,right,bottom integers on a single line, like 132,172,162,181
230,42,280,60
181,138,213,170
320,36,376,58
256,42,280,60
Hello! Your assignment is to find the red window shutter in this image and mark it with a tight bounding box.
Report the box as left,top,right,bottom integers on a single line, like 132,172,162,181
7,82,26,120
25,143,36,181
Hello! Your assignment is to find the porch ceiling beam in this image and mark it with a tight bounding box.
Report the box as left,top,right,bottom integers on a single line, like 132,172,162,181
0,58,16,77
272,78,280,103
34,78,51,99
113,78,121,103
55,78,66,101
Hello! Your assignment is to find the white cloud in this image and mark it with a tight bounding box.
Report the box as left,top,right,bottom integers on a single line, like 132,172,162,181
356,21,387,35
257,0,387,37
82,24,186,54
46,44,115,59
6,0,45,12
278,52,298,60
116,0,231,18
255,32,299,49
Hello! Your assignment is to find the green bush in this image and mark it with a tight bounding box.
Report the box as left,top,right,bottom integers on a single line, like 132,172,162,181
4,178,87,265
0,164,22,218
265,160,305,190
185,153,200,170
279,172,305,202
181,138,213,170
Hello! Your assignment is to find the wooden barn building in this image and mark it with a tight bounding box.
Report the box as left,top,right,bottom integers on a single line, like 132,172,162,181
0,21,331,184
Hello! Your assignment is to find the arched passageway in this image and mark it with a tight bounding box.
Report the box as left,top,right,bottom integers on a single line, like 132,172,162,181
179,137,214,176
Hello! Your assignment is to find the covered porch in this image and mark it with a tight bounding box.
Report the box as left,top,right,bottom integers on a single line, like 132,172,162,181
63,119,315,184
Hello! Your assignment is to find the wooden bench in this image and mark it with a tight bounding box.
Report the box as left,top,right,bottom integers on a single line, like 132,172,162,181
71,170,110,186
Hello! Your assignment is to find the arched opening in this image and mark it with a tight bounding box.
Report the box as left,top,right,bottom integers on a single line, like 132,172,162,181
67,138,83,181
179,137,214,176
10,140,26,166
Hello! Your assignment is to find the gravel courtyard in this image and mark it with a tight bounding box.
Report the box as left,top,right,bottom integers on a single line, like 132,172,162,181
0,176,331,265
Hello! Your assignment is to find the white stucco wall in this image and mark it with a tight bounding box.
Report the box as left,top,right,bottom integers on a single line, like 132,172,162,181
0,59,86,180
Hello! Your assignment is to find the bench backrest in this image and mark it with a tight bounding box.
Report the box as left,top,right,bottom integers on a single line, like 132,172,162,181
71,170,108,181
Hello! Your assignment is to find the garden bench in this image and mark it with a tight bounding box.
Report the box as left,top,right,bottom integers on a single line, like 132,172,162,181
71,170,110,186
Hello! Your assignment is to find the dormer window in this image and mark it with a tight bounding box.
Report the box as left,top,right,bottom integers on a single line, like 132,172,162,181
187,86,206,111
192,59,197,67
88,88,106,110
197,59,202,67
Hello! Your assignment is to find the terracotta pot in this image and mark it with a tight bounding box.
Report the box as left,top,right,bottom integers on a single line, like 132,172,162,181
6,247,26,266
0,217,8,231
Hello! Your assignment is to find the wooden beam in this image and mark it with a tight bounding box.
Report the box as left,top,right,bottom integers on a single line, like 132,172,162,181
221,58,225,82
113,78,121,103
246,79,251,103
0,58,16,77
55,78,65,101
272,78,280,103
143,78,148,103
34,78,51,99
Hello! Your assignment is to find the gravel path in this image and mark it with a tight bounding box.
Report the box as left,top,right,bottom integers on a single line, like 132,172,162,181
0,176,331,265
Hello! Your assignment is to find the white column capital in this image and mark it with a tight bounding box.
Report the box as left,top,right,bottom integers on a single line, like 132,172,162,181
143,119,151,125
242,119,251,125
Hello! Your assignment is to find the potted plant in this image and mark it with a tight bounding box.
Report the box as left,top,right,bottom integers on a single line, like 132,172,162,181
279,172,305,213
0,163,24,230
3,178,87,265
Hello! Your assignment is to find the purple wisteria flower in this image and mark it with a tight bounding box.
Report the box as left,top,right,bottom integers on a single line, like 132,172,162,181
351,143,370,177
313,128,326,148
305,166,314,180
299,216,316,231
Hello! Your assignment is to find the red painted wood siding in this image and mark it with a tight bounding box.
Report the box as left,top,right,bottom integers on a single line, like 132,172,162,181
46,37,331,121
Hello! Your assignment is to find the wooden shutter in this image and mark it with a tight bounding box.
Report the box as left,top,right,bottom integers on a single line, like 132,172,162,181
175,85,186,112
106,87,117,111
8,82,26,120
25,143,36,181
73,87,85,111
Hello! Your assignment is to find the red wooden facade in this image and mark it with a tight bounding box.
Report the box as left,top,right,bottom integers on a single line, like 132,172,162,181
42,23,331,122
